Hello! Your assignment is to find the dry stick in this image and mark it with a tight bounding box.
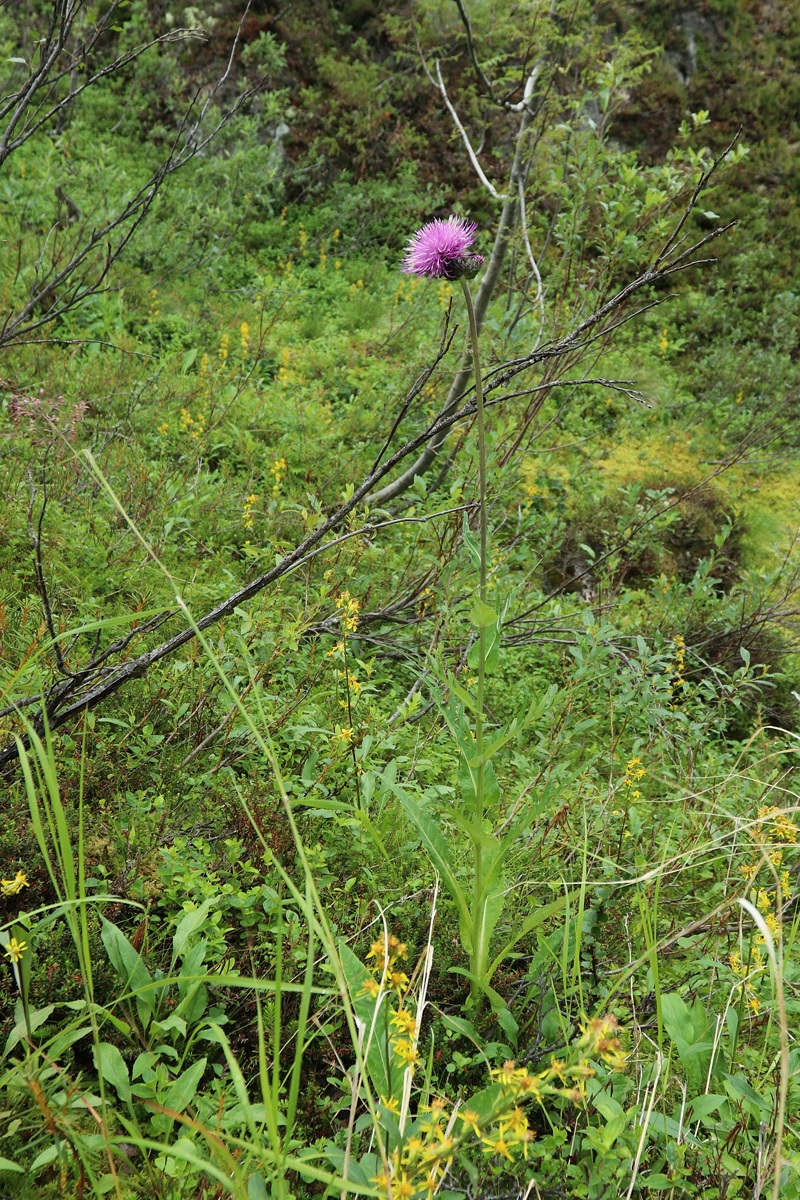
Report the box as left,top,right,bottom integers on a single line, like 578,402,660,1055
0,10,256,351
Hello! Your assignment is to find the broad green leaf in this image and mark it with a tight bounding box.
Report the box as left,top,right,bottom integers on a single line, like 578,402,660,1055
30,1144,60,1173
100,916,153,1010
723,1072,771,1115
467,621,500,674
163,1056,208,1114
470,596,498,628
688,1093,726,1121
248,1175,270,1200
469,877,507,982
386,775,471,936
93,1041,131,1102
4,1003,55,1057
338,943,392,1100
441,1014,483,1048
662,992,714,1091
172,898,216,963
0,1157,24,1173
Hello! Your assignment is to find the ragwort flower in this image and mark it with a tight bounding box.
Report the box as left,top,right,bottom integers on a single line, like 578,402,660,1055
402,216,484,280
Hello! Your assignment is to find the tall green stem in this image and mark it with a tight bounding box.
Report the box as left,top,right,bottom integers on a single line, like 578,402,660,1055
461,276,488,1000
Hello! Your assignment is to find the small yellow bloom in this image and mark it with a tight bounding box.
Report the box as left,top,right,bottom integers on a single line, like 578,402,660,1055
1,871,28,897
394,1173,414,1200
379,1094,400,1113
458,1108,481,1133
392,1037,418,1067
492,1059,519,1089
359,975,380,999
502,1107,529,1139
403,1135,425,1159
389,969,409,993
481,1133,513,1161
4,937,27,963
390,1008,417,1036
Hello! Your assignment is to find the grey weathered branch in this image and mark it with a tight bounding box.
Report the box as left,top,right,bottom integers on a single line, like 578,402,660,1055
0,2,259,353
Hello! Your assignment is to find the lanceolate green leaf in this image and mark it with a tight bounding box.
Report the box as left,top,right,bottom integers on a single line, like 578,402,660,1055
384,774,471,939
485,897,568,985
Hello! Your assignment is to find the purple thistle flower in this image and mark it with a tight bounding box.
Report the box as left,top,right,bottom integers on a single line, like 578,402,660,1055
402,216,485,280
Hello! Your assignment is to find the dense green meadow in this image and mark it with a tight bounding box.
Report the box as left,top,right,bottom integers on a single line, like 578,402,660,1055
2,2,800,1196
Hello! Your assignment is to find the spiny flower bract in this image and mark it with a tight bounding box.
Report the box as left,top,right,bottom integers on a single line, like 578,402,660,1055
402,216,484,280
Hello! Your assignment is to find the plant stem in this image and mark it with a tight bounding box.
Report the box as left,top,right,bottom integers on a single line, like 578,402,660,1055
461,275,488,999
341,633,362,810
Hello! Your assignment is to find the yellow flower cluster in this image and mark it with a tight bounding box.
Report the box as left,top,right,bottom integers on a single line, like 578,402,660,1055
147,288,160,323
367,1013,626,1199
623,756,645,801
335,590,360,635
366,933,410,999
667,634,686,704
218,332,229,365
733,804,798,1014
435,279,452,310
179,407,205,443
240,321,250,356
277,347,291,387
1,870,28,897
729,946,763,1015
242,493,258,531
658,327,669,356
338,669,361,709
271,456,287,495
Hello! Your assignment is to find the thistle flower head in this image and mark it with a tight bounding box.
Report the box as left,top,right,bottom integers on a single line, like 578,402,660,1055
402,216,484,280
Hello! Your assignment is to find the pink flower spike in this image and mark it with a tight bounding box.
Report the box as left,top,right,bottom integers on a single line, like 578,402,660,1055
402,216,484,280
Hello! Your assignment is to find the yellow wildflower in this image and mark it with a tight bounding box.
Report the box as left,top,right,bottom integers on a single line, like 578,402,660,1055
4,937,27,963
458,1108,481,1133
393,1173,414,1200
1,871,28,897
392,1038,418,1067
481,1133,513,1161
389,969,409,993
492,1060,519,1089
359,975,380,999
390,1008,417,1036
